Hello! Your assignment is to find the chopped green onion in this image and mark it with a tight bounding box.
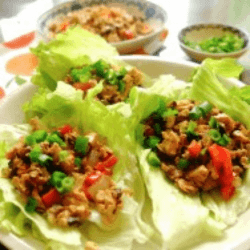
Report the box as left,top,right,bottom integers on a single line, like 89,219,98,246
71,67,92,82
153,123,162,136
147,152,161,167
38,154,53,167
209,117,219,129
186,121,199,140
74,157,82,167
208,129,221,142
156,99,166,117
200,148,207,156
105,69,117,82
75,136,89,155
117,67,127,78
118,80,126,92
145,136,160,149
59,150,69,162
25,135,36,146
93,59,109,77
32,130,48,143
29,145,42,162
47,133,66,147
189,106,203,120
178,158,190,169
199,102,213,117
50,171,67,188
57,177,75,193
162,108,178,117
25,197,38,213
217,134,231,146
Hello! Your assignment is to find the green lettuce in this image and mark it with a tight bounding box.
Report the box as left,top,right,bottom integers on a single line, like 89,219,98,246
0,82,156,249
31,27,119,90
126,58,250,248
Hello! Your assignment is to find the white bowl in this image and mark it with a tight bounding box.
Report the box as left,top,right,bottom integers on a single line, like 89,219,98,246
37,0,167,54
0,56,248,250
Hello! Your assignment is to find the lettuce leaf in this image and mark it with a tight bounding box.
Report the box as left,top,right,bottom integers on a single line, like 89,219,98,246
1,82,155,249
126,58,249,248
202,58,244,79
31,27,119,90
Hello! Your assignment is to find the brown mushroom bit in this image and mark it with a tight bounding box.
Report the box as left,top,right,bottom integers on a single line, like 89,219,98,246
49,5,152,42
64,59,143,104
3,119,124,227
142,99,250,200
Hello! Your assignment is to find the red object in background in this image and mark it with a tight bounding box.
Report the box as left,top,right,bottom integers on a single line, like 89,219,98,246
122,30,134,40
3,31,35,49
6,53,38,76
60,21,70,31
0,87,5,99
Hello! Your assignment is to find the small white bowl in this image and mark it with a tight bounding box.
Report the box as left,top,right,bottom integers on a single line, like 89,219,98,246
178,23,249,62
37,0,167,54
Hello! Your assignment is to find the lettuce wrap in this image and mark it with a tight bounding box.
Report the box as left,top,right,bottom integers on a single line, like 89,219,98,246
0,82,157,250
124,58,250,249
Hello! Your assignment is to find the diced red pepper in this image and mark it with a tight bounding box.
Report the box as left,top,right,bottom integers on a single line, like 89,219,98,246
60,21,70,31
73,82,94,91
94,154,118,173
58,124,73,135
103,155,118,168
208,144,235,200
83,172,103,200
82,186,92,200
221,185,235,201
122,30,134,40
84,172,102,187
188,140,201,158
42,188,61,208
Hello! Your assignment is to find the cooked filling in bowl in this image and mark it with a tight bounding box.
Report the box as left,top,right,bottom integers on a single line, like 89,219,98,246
65,59,143,104
3,119,126,227
49,5,153,42
142,99,250,200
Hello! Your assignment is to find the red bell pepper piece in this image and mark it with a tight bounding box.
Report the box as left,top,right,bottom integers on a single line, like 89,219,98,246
122,30,134,40
60,21,70,31
188,140,201,158
42,188,61,208
58,124,73,135
220,185,235,201
84,172,102,187
94,154,118,175
73,82,94,91
208,144,235,200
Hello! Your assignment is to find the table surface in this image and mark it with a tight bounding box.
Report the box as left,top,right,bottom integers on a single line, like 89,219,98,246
0,1,250,249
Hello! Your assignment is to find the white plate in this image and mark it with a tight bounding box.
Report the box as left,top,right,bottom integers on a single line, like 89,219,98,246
0,56,247,250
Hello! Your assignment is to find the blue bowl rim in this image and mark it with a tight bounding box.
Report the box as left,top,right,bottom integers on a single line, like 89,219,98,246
37,0,168,45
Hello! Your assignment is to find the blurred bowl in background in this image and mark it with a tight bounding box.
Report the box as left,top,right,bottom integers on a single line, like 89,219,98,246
37,0,168,54
178,23,249,62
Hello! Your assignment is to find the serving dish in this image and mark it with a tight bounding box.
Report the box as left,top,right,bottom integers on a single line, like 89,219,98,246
0,56,248,250
37,0,167,54
178,23,249,62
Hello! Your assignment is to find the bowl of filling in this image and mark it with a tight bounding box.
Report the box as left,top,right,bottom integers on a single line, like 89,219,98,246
178,23,249,62
37,0,167,54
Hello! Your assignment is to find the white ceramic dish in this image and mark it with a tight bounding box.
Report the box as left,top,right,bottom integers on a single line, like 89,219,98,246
0,56,248,250
37,0,167,54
